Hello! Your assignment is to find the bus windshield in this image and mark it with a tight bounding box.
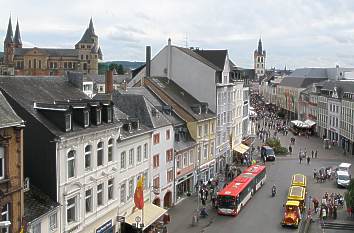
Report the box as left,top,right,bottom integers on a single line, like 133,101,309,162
218,195,236,209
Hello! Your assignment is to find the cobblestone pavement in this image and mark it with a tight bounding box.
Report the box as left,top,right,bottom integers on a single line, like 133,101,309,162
166,122,354,233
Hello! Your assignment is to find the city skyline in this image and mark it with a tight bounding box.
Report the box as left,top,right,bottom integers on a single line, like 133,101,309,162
2,0,354,69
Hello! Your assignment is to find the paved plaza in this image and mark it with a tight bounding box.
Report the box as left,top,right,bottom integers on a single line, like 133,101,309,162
166,125,354,233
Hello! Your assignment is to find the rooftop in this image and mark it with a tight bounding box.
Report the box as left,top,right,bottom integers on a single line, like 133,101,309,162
0,91,23,128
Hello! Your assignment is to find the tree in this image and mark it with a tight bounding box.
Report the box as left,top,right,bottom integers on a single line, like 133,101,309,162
117,64,124,74
344,179,354,216
109,63,119,72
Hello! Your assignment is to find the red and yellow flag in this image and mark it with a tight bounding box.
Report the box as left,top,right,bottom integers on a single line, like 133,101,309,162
134,176,144,209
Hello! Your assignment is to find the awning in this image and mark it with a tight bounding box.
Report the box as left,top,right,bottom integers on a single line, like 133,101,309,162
125,203,167,230
304,119,316,127
233,143,250,154
291,120,310,128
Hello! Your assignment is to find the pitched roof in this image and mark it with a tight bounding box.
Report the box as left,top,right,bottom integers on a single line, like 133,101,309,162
0,91,23,128
193,49,227,71
0,76,120,138
88,74,131,84
280,77,327,88
318,80,354,98
4,16,13,44
175,47,222,71
13,20,22,45
146,77,216,121
24,185,60,223
77,18,97,44
112,91,171,129
14,48,78,57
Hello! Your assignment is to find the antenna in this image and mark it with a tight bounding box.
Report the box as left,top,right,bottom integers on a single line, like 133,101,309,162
185,33,188,48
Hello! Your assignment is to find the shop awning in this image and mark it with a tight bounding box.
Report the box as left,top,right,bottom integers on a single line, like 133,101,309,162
304,119,316,127
233,143,250,154
125,203,167,230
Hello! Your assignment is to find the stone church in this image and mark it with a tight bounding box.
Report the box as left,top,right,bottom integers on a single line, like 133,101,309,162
0,17,102,76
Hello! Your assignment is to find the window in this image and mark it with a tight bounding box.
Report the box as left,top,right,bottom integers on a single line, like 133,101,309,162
203,144,208,159
96,109,102,124
67,150,75,178
84,111,90,127
153,176,160,188
137,146,142,163
166,149,173,162
128,178,134,199
84,145,91,170
143,143,148,159
66,197,76,223
183,152,188,167
107,108,112,123
128,148,134,166
1,204,9,233
176,155,181,169
28,60,31,69
97,141,103,166
49,213,58,230
85,189,92,213
120,183,126,203
65,114,72,131
153,154,159,168
166,129,170,140
0,146,4,179
97,183,103,207
210,142,215,157
211,122,215,134
108,138,113,162
204,123,208,135
153,133,160,145
167,169,173,183
38,60,42,69
198,125,202,137
108,178,114,200
120,151,126,169
189,150,194,164
32,222,41,233
143,171,148,190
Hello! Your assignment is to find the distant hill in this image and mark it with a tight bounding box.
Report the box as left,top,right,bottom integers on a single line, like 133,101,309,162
100,61,145,70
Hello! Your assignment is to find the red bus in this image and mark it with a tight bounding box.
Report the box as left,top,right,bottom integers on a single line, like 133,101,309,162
217,165,266,216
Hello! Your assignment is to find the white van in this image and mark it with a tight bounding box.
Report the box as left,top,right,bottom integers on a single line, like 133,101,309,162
338,163,351,174
336,170,351,188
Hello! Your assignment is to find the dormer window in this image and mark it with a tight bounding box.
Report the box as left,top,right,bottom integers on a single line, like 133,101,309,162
65,114,72,132
84,111,90,127
96,109,101,125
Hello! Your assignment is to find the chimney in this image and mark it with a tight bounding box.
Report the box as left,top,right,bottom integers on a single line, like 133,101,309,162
146,46,151,78
105,70,113,93
167,38,172,80
336,65,340,80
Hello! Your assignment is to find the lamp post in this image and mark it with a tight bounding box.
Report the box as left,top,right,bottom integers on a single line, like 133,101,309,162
133,216,144,233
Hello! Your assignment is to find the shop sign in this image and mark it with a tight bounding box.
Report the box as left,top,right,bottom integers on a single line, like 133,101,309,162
96,220,112,233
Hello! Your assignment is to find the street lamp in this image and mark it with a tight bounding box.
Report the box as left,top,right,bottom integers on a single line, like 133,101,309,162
132,216,144,233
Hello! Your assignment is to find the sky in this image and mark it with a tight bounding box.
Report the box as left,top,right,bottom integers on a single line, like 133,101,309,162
1,0,354,69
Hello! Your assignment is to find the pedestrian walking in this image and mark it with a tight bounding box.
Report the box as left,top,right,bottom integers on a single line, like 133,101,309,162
299,153,302,164
307,156,310,165
311,150,314,158
313,169,317,179
288,145,292,154
315,150,318,158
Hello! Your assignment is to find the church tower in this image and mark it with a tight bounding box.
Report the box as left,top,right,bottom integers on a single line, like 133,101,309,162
4,16,15,65
75,18,102,75
254,38,266,79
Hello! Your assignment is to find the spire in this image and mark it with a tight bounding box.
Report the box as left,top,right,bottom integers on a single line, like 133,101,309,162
4,15,13,44
257,37,263,54
14,19,22,45
89,17,94,33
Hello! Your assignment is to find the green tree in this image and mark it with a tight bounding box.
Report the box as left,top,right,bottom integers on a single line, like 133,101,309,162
109,63,119,72
345,179,354,214
117,64,124,74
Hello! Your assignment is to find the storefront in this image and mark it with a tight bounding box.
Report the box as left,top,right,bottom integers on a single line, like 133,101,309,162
176,173,194,202
96,220,114,233
122,203,167,233
232,143,250,163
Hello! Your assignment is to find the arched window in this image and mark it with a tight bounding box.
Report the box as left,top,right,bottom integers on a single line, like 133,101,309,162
108,138,113,162
84,145,91,170
97,142,103,166
67,150,76,178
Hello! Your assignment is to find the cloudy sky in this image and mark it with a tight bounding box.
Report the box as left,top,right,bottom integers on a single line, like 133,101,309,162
1,0,354,69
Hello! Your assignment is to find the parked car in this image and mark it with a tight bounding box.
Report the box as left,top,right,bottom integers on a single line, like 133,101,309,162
261,146,276,161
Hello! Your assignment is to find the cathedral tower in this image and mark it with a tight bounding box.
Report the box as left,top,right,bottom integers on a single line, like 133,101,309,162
254,38,266,79
4,16,14,64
